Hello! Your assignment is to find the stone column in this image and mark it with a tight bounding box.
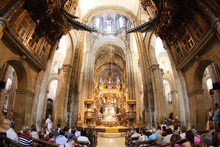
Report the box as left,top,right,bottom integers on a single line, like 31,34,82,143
150,64,166,122
54,64,72,127
14,89,35,131
188,89,207,130
170,90,180,118
36,42,57,130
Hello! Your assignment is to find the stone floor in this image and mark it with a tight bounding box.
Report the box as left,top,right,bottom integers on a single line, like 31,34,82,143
96,135,125,147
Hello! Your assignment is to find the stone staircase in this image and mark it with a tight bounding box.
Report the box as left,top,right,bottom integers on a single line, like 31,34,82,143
0,118,10,132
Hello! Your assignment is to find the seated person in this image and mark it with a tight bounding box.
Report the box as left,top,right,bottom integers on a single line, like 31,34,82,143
162,126,167,136
173,125,180,135
200,133,213,147
56,129,68,145
164,128,173,143
19,126,34,146
181,130,194,147
212,131,220,147
156,126,162,135
180,126,187,139
156,133,165,145
131,128,141,138
191,129,201,147
166,134,181,147
6,121,19,142
77,130,90,146
148,131,157,140
138,131,148,141
30,124,39,139
67,129,76,139
60,138,76,147
48,132,56,143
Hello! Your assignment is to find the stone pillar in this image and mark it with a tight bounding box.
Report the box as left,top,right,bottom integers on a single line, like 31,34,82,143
36,42,57,130
0,89,6,125
170,90,180,118
14,89,35,131
54,64,72,127
150,64,166,122
188,89,207,130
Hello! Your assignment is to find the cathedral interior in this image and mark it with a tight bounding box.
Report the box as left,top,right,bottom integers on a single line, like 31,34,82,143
0,0,220,146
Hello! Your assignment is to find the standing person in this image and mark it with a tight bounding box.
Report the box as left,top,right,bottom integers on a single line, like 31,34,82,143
209,109,213,122
2,102,7,116
45,114,53,132
214,103,220,131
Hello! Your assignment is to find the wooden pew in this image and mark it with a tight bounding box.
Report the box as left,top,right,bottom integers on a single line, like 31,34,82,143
119,128,131,136
77,140,90,147
0,132,59,147
33,138,59,147
135,139,157,147
5,137,24,147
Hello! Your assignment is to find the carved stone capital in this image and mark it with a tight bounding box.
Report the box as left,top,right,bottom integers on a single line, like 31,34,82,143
62,64,72,72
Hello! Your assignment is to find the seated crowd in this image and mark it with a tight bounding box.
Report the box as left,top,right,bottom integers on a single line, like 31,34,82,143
5,118,95,147
126,123,220,147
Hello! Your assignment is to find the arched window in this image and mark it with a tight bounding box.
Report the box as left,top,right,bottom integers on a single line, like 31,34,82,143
47,79,58,101
206,78,213,91
119,16,124,28
106,19,112,33
163,79,172,104
95,17,100,28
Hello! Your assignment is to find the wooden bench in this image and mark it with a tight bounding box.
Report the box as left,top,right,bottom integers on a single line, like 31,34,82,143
0,132,59,147
135,139,157,147
33,138,59,147
134,139,187,147
77,140,90,147
119,128,131,136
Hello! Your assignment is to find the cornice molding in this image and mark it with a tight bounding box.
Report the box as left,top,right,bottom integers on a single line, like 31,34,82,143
16,89,35,97
188,89,204,97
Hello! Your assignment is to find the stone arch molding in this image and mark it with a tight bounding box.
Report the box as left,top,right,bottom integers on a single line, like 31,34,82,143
82,6,137,23
0,54,33,91
191,53,220,92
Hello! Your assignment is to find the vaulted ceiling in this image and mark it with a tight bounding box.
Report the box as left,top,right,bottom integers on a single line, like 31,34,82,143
79,0,140,17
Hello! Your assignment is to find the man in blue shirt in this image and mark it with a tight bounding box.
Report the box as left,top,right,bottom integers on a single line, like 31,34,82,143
214,103,220,131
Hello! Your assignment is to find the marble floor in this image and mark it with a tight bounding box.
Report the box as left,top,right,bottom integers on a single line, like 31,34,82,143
97,135,125,147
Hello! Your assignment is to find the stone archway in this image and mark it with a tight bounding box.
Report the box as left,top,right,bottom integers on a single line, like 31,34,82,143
188,53,220,130
0,55,34,130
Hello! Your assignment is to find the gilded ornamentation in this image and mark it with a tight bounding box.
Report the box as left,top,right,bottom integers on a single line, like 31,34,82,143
24,0,96,43
64,0,79,10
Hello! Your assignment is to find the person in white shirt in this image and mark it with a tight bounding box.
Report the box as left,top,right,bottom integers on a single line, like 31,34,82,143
30,124,39,139
59,138,76,147
180,126,187,139
138,131,148,141
77,130,90,147
45,114,52,131
163,128,173,143
6,121,19,142
75,127,81,138
131,129,141,138
56,129,68,145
